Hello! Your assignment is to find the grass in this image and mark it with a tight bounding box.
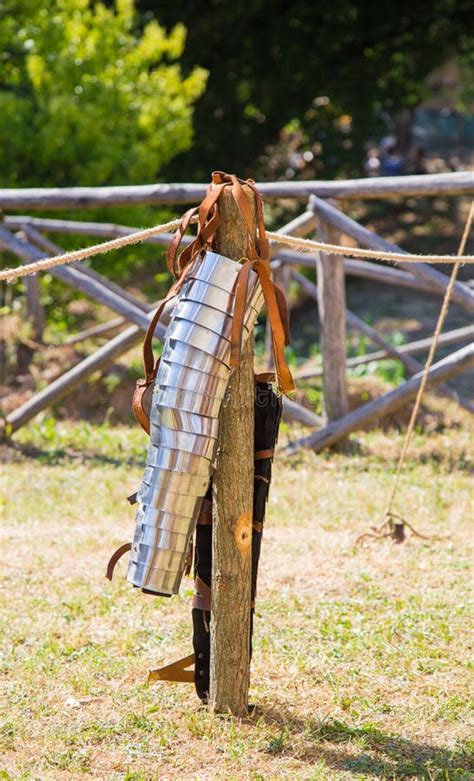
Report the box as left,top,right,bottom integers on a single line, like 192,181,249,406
1,413,473,780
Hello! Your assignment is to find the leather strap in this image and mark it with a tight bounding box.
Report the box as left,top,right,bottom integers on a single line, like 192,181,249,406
254,448,274,460
192,575,212,611
231,258,295,394
146,172,294,395
274,281,291,345
106,542,132,581
255,371,276,383
196,498,212,526
148,653,195,684
166,206,198,277
141,264,193,383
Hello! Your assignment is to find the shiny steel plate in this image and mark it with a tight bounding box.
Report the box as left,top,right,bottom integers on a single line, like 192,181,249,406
160,342,230,379
133,524,191,551
136,517,196,539
157,361,228,398
180,278,261,317
154,387,223,418
164,321,231,363
138,489,201,517
180,279,236,315
172,300,253,337
127,560,184,595
148,426,217,459
130,544,186,572
140,481,208,510
140,466,209,496
135,504,199,533
187,251,241,293
153,407,220,437
146,445,211,475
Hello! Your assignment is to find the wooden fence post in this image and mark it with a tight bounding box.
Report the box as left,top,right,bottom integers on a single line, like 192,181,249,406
209,186,256,716
23,270,44,342
316,218,349,421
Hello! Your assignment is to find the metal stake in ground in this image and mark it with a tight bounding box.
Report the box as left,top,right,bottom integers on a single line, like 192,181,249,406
209,185,256,716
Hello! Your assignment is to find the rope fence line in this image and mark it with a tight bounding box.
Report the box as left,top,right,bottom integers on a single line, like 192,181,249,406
1,214,474,282
382,200,474,518
267,231,474,265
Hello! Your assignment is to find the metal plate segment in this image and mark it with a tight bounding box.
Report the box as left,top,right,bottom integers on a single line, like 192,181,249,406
145,446,211,475
147,426,217,459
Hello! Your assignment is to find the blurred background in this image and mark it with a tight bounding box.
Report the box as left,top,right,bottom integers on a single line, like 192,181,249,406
1,0,473,422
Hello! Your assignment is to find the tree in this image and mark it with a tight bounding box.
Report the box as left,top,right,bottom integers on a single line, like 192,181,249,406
147,0,474,181
0,0,207,187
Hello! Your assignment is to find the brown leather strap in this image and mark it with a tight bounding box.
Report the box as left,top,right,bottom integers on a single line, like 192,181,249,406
143,172,294,419
175,182,226,274
255,371,276,383
254,448,274,460
142,263,193,382
105,542,132,581
148,653,195,684
230,259,254,367
231,258,295,394
196,498,212,526
274,281,291,345
212,171,269,262
166,206,199,277
192,576,212,611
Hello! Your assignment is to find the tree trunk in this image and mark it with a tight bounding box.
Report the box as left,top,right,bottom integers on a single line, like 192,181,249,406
209,185,256,716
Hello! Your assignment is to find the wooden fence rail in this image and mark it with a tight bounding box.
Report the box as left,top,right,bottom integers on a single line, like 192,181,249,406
309,195,474,313
288,268,473,412
1,174,472,444
284,344,474,455
0,171,472,209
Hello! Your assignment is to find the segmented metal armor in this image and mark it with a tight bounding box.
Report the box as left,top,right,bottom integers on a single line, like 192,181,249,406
106,173,294,695
128,250,264,596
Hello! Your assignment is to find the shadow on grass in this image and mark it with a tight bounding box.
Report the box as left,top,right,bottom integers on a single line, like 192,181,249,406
251,707,472,779
2,440,145,468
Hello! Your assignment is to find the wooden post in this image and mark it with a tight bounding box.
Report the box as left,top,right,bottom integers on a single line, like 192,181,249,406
290,268,473,412
316,218,349,421
23,268,44,341
209,186,256,716
309,194,474,314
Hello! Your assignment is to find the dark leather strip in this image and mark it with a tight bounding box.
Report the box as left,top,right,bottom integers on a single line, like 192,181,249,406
254,448,274,460
192,575,212,611
196,498,212,526
105,542,132,581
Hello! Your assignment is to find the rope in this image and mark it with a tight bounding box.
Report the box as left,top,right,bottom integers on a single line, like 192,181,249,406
266,230,474,265
0,217,187,282
2,215,474,282
366,200,474,543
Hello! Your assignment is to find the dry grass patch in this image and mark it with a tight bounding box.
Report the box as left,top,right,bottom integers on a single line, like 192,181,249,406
0,416,473,780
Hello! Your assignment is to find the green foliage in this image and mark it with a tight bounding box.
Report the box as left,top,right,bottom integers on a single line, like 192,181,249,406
0,0,206,332
150,0,474,180
0,0,207,187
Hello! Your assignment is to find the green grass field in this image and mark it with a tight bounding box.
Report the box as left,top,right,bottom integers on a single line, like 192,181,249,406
1,415,473,780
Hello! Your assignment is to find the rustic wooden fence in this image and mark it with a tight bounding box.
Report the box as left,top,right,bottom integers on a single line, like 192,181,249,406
1,171,473,449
